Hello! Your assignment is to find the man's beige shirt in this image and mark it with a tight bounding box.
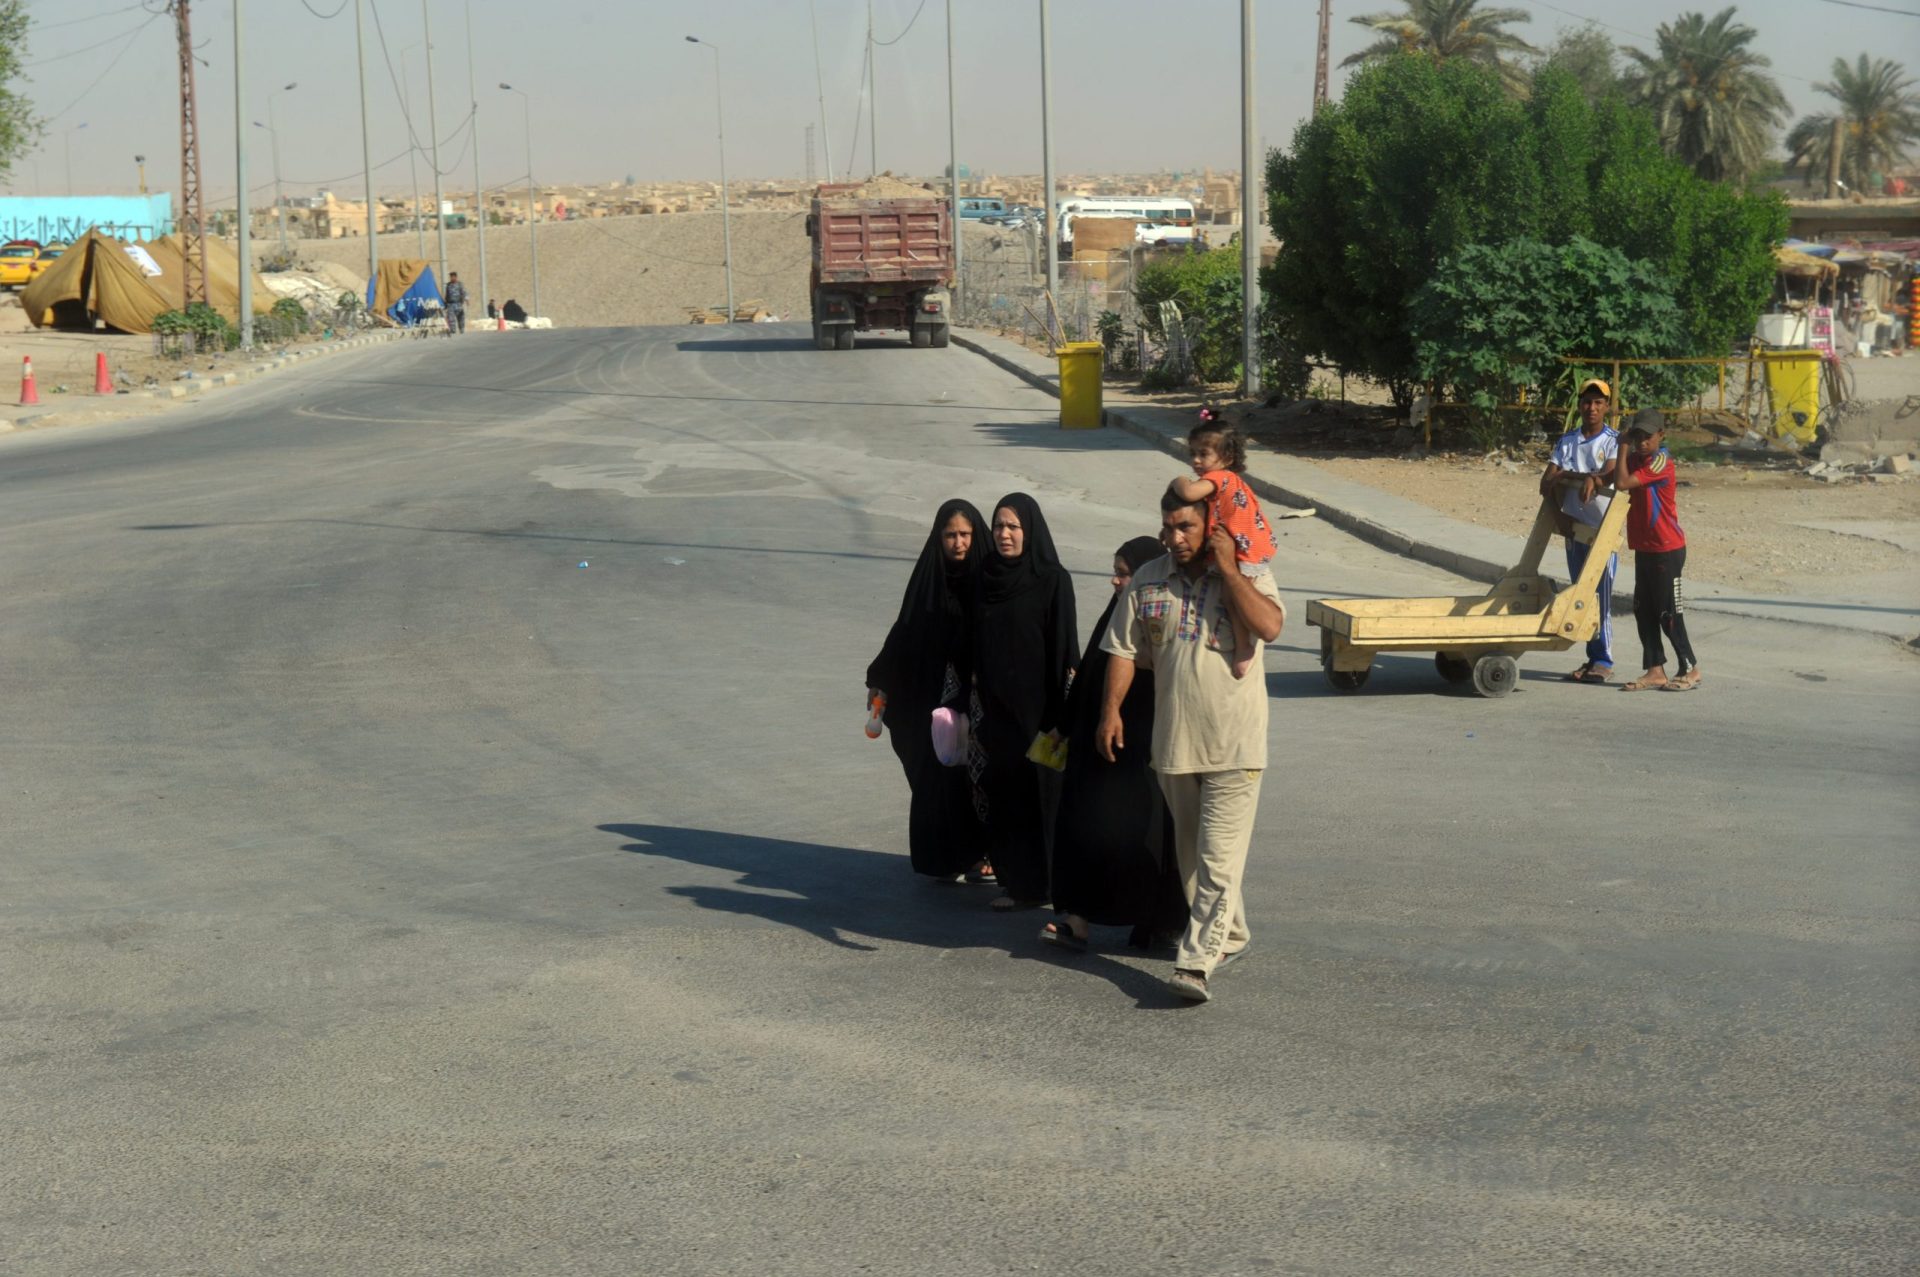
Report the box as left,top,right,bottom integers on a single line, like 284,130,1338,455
1101,553,1282,775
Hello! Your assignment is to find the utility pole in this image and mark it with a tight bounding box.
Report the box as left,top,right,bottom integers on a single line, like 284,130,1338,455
465,0,487,325
234,0,252,352
353,0,378,317
805,123,816,183
807,0,835,183
866,0,877,177
422,0,449,292
1240,0,1259,396
1314,0,1331,112
1039,0,1056,304
946,0,960,322
401,57,425,255
685,36,734,323
173,0,209,308
266,81,296,255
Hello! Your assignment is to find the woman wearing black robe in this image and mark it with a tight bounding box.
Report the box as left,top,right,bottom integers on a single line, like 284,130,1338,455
968,493,1078,909
1040,535,1188,952
866,499,988,878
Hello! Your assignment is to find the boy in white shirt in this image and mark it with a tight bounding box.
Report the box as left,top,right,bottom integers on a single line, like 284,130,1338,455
1539,378,1620,683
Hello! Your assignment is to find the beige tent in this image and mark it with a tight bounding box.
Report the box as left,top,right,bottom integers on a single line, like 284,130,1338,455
20,228,173,333
147,234,278,321
21,227,278,333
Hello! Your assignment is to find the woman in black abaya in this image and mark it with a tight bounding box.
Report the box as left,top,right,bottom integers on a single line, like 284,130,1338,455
1040,535,1187,952
866,500,988,878
968,493,1077,910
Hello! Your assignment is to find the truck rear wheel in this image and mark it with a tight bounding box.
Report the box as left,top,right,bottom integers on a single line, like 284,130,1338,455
812,321,834,351
930,324,950,349
835,327,855,351
911,326,931,349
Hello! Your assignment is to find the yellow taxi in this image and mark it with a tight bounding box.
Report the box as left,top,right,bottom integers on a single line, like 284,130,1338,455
28,244,66,281
0,242,39,289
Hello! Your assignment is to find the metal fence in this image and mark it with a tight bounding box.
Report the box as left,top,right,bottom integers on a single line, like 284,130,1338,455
954,223,1149,350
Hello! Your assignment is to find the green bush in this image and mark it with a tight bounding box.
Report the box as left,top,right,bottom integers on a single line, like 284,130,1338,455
1265,57,1786,401
1137,248,1244,382
1409,237,1691,413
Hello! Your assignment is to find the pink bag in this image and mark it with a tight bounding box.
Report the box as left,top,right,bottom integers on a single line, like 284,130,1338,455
930,708,970,767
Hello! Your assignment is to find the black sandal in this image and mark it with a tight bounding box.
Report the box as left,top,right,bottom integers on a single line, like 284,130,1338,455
1039,919,1088,953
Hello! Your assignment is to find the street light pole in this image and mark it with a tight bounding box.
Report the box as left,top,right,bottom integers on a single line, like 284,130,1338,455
1039,0,1056,306
421,0,449,293
267,80,296,255
807,0,835,184
946,0,960,321
401,54,425,255
233,0,252,352
464,0,487,321
353,0,378,316
685,36,734,323
1240,0,1260,396
499,83,539,321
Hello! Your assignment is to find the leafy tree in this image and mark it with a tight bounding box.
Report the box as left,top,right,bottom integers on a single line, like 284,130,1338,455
1409,238,1689,418
1265,55,1786,403
1785,55,1920,192
1532,24,1618,104
1137,248,1246,382
1621,7,1788,185
1342,0,1538,97
0,1,40,180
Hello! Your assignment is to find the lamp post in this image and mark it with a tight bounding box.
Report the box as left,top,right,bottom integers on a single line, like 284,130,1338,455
233,0,251,353
135,154,148,195
685,36,734,323
266,81,296,254
401,45,426,255
1038,0,1056,306
420,0,449,294
946,0,960,321
353,0,378,316
1240,0,1259,396
464,0,487,323
64,122,89,195
499,83,540,321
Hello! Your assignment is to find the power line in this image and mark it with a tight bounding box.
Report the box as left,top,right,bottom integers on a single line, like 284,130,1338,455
41,11,163,120
1816,0,1919,14
872,0,930,46
23,13,161,66
29,2,148,33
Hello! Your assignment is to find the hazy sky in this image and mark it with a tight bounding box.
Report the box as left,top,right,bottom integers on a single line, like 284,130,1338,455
4,0,1914,203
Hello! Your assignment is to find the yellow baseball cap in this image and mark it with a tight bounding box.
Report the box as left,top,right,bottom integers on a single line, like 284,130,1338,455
1577,378,1612,400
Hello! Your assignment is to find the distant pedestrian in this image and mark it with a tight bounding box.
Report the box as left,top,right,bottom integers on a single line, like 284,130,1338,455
1612,410,1702,692
1540,377,1620,683
866,500,991,879
968,494,1077,912
1097,487,1285,1004
1167,408,1278,679
486,298,499,321
502,298,528,325
443,272,468,334
1041,534,1187,954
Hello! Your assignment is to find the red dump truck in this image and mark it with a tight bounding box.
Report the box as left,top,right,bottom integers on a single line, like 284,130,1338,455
806,178,953,350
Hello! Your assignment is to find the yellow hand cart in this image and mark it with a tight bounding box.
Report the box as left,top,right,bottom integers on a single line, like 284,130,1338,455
1306,492,1630,698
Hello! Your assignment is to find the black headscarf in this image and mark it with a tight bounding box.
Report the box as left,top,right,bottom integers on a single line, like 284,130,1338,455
1116,535,1165,578
972,493,1078,736
979,492,1066,605
865,499,987,708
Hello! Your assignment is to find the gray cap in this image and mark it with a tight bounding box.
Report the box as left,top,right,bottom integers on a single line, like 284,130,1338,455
1625,408,1666,437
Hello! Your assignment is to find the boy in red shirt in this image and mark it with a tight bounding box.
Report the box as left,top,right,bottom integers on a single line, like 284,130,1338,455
1611,410,1701,691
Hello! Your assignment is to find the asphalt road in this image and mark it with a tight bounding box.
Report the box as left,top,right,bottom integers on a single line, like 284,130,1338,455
3,325,1915,1275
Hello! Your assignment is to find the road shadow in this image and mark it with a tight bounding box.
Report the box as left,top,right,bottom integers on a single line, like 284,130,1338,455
1265,651,1487,701
599,822,1182,1006
673,337,819,354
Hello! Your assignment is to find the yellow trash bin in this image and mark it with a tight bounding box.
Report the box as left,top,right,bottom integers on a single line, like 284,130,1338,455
1758,348,1822,444
1057,341,1105,429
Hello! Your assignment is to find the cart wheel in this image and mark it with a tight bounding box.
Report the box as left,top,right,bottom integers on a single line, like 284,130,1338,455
1324,664,1370,693
1471,653,1518,699
1435,652,1473,684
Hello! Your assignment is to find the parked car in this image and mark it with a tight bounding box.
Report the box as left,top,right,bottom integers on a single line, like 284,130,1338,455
0,242,40,289
29,244,66,280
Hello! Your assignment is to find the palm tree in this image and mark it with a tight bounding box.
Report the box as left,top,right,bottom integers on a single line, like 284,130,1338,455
1342,0,1539,97
1621,8,1788,185
1786,56,1920,193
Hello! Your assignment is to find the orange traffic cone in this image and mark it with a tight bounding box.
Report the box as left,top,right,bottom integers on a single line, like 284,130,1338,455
94,352,113,395
18,355,39,406
497,314,506,331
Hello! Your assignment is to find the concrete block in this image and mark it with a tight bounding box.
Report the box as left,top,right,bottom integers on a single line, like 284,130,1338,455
1881,453,1911,475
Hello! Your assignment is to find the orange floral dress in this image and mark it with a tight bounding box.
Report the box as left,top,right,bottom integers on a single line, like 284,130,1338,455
1202,470,1277,575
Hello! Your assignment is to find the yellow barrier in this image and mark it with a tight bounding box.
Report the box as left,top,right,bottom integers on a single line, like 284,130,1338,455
1758,349,1822,443
1057,341,1105,429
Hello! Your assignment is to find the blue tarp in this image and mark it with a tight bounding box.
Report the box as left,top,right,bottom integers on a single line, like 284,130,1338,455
366,261,443,326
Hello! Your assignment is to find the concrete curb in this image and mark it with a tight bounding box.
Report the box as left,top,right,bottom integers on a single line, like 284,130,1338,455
160,329,409,400
952,327,1920,643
